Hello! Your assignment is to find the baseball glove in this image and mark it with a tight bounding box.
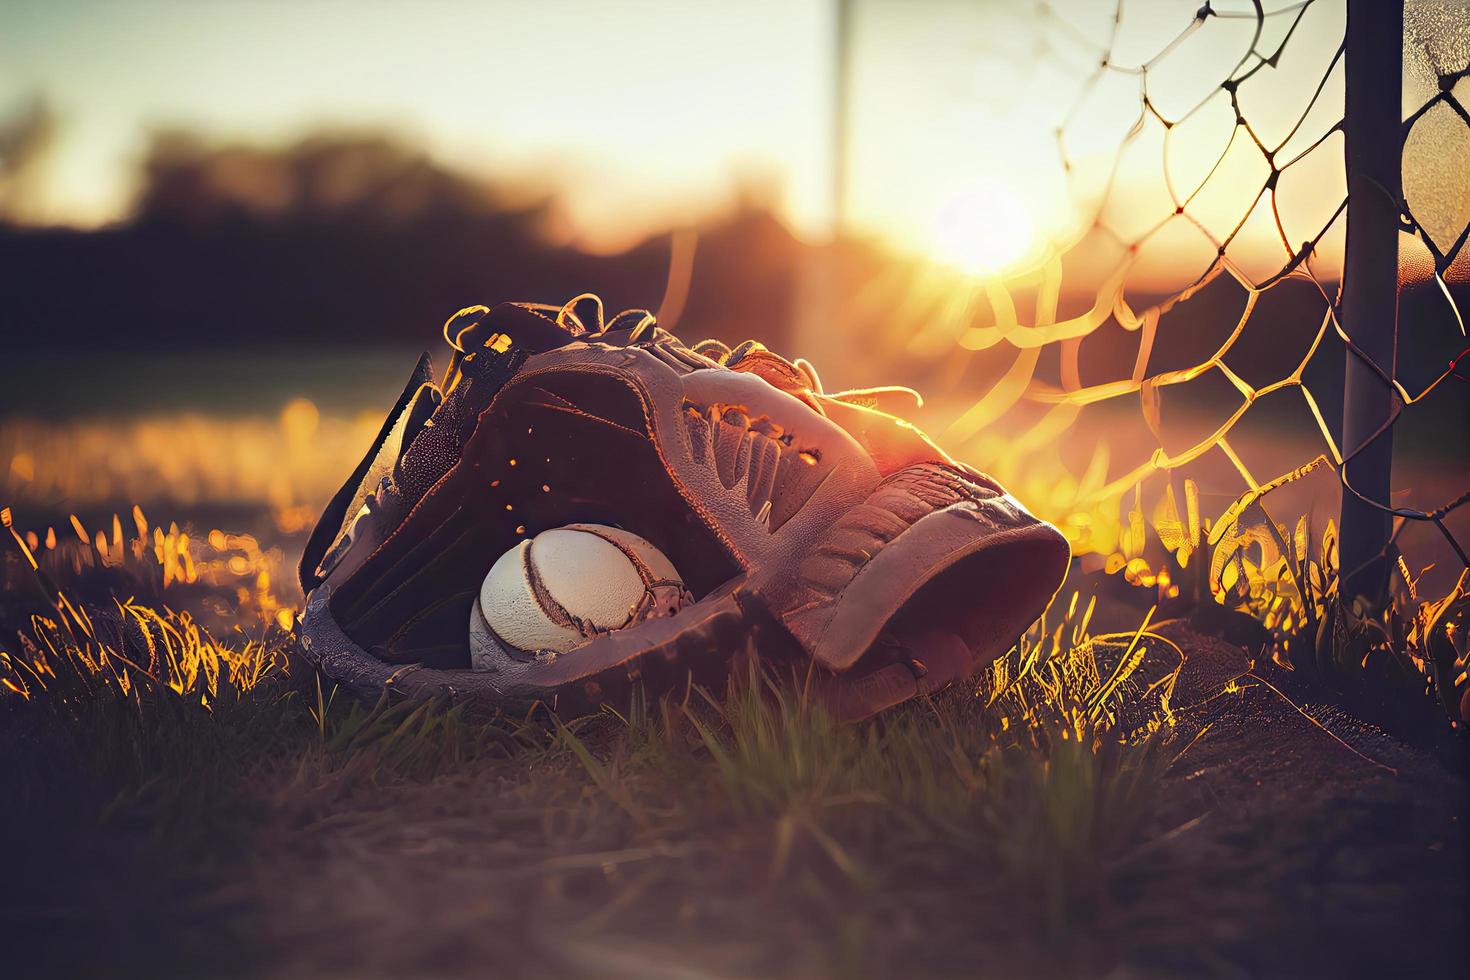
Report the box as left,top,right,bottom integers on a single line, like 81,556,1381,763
297,296,1070,721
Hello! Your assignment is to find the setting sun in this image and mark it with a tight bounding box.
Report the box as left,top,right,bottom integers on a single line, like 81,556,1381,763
928,178,1038,275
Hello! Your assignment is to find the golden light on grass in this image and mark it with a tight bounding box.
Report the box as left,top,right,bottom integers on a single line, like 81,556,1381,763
0,399,380,534
0,592,285,704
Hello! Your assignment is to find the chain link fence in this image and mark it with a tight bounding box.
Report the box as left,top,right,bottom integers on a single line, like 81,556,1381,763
833,0,1468,711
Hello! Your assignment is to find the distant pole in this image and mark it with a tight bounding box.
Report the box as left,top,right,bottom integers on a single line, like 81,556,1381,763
1339,0,1403,604
795,0,856,379
833,0,853,233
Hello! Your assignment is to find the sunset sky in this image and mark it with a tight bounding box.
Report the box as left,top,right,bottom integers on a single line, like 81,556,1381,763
1,0,1353,281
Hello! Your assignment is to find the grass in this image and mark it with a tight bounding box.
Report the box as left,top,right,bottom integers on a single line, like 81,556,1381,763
0,528,1198,976
533,636,1196,975
0,475,1464,975
0,587,559,975
1133,475,1470,746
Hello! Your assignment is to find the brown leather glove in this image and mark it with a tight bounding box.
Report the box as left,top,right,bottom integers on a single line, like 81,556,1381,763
298,299,1070,721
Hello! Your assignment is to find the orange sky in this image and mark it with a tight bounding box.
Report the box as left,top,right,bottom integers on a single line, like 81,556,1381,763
1,1,1356,285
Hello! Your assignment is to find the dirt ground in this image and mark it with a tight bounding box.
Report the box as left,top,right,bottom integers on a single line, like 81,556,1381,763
247,642,1466,977
7,627,1467,980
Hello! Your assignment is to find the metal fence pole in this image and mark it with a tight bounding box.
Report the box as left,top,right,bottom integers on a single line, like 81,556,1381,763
1339,0,1403,604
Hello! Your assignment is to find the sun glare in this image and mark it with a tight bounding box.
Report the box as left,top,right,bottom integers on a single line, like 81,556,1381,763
928,179,1038,276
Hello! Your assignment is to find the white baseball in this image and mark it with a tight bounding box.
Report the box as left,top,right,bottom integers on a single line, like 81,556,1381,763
470,524,689,669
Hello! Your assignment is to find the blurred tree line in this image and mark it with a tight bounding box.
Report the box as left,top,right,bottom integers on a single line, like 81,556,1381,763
1,117,803,352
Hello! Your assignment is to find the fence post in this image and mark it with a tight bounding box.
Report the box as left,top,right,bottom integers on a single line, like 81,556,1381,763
1339,0,1403,604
